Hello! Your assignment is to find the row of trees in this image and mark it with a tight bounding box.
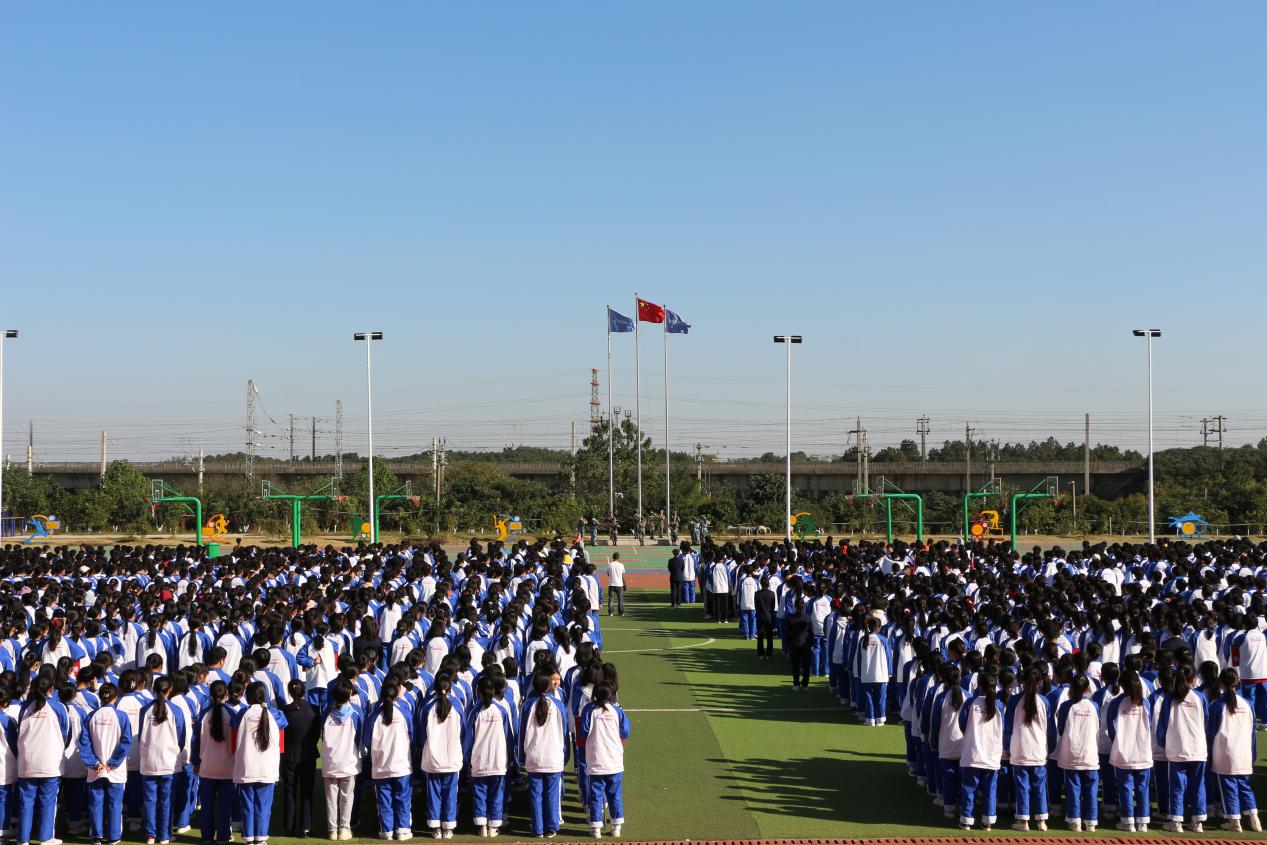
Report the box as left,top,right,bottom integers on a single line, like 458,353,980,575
7,434,1267,539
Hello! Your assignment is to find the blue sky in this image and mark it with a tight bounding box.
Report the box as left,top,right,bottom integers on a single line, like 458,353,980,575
2,3,1265,461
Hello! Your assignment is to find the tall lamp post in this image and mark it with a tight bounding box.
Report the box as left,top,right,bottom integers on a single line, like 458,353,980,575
354,332,384,544
773,335,802,540
1132,329,1161,544
0,330,17,538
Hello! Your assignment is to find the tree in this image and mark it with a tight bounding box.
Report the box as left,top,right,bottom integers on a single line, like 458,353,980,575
101,461,152,531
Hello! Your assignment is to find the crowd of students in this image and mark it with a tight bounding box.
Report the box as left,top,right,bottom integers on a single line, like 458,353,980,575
0,538,630,844
675,535,1267,834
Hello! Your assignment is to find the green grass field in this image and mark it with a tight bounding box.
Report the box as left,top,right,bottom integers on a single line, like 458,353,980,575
165,587,1267,842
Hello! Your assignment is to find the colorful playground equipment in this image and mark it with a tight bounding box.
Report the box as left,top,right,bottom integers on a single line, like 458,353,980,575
151,480,205,546
23,514,60,544
962,477,1058,548
1169,511,1210,539
495,514,525,542
968,509,1004,538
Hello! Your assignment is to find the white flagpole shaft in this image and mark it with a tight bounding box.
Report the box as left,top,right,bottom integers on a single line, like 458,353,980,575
607,310,614,520
635,295,642,532
664,322,670,534
786,338,792,539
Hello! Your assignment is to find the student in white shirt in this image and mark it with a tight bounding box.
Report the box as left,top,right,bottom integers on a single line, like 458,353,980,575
193,681,236,845
1208,668,1261,832
364,682,413,840
418,678,464,838
464,676,513,837
1003,667,1050,831
956,670,1002,831
1053,675,1100,832
853,617,892,727
577,682,630,839
232,682,287,845
605,554,626,617
321,683,362,842
79,682,132,845
17,676,70,845
1105,671,1153,832
519,673,569,838
138,676,188,845
1157,665,1209,833
0,687,20,844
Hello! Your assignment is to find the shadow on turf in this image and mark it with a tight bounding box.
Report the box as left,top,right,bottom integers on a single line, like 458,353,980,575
617,592,860,724
709,754,949,829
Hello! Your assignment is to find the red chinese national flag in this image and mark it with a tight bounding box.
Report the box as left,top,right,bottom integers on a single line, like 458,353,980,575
637,298,665,323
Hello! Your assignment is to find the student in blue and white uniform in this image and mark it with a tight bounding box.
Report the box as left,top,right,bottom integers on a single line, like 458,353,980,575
364,682,413,841
576,679,628,840
853,616,891,727
1157,665,1209,833
1208,667,1261,832
1053,674,1099,832
519,673,569,839
418,678,465,839
232,682,286,845
17,676,70,845
320,682,362,842
80,682,131,845
192,680,236,845
138,676,188,845
956,669,1002,831
464,676,513,838
1105,670,1153,832
0,687,18,845
1003,667,1049,831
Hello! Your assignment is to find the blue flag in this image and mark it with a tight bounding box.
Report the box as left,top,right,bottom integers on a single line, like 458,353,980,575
666,309,691,334
608,308,635,333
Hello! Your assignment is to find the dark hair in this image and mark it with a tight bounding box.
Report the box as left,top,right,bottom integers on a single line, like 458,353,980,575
592,681,613,711
1068,674,1090,704
1121,670,1145,707
944,666,963,711
1022,666,1042,725
287,679,306,703
98,682,119,706
1219,667,1240,714
432,677,453,723
151,676,171,724
980,669,998,721
245,681,271,751
1172,665,1193,703
532,672,552,727
187,616,203,657
208,680,228,742
380,682,399,726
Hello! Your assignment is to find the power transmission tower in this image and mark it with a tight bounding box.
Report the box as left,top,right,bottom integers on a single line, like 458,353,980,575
695,443,704,481
335,400,344,480
848,418,867,492
589,368,602,431
1201,417,1211,447
246,379,257,482
311,417,317,461
916,416,930,462
1212,415,1227,450
964,424,976,492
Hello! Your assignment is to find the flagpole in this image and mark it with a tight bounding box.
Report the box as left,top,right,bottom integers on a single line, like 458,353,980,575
663,317,670,542
607,307,614,522
634,293,642,539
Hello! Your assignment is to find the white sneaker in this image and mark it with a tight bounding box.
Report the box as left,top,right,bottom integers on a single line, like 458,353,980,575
340,830,353,841
1116,821,1135,832
1163,821,1182,833
1035,819,1047,831
1084,822,1096,832
441,832,452,841
1011,820,1029,831
329,833,339,841
396,830,412,841
1187,821,1203,833
591,826,602,839
611,825,621,838
477,827,487,838
175,828,192,835
1066,820,1081,832
1222,820,1243,832
1135,822,1148,832
1249,812,1263,832
489,827,501,837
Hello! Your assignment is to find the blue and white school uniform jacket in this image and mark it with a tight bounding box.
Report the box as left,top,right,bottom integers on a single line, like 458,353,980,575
193,707,235,781
321,706,363,780
1003,693,1049,767
1207,694,1255,776
518,696,569,775
1105,696,1153,771
1226,629,1267,682
1053,697,1099,771
852,633,892,684
80,704,132,784
1156,690,1209,764
364,700,413,780
0,707,17,786
62,701,90,779
231,703,286,784
137,701,188,776
417,698,465,775
957,694,1003,771
464,701,514,779
577,702,630,777
18,697,71,779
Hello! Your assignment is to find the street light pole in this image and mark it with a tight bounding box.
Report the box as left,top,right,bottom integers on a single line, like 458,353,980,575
1132,329,1161,544
0,331,17,538
773,335,802,540
354,332,384,544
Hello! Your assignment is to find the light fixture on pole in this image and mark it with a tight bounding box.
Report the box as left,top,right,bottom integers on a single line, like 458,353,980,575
773,335,802,541
353,332,384,544
0,330,17,539
1132,329,1161,544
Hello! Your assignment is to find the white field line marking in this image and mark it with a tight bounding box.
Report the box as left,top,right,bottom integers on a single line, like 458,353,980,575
625,706,849,713
603,636,716,654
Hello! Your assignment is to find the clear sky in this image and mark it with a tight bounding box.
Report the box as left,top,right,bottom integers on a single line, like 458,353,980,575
3,3,1265,462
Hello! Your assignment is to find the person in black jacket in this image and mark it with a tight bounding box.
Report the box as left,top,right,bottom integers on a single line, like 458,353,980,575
668,552,687,608
785,598,813,689
280,679,320,837
754,578,777,659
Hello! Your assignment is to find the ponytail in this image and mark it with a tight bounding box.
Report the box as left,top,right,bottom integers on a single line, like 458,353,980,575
381,682,399,726
532,672,551,727
433,678,452,723
28,676,52,715
1173,666,1192,703
592,681,613,711
208,680,228,742
1219,668,1240,714
245,681,270,751
151,677,171,724
981,669,998,721
946,667,964,711
1022,667,1041,725
187,618,202,657
1068,674,1090,704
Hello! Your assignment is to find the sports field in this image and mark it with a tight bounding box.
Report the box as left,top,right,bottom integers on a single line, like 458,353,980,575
214,582,1267,843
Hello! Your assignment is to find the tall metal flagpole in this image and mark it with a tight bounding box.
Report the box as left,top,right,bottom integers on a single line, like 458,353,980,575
607,308,614,521
663,319,670,537
634,294,642,536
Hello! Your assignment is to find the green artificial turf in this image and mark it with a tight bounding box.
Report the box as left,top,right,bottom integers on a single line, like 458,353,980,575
131,588,1267,842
